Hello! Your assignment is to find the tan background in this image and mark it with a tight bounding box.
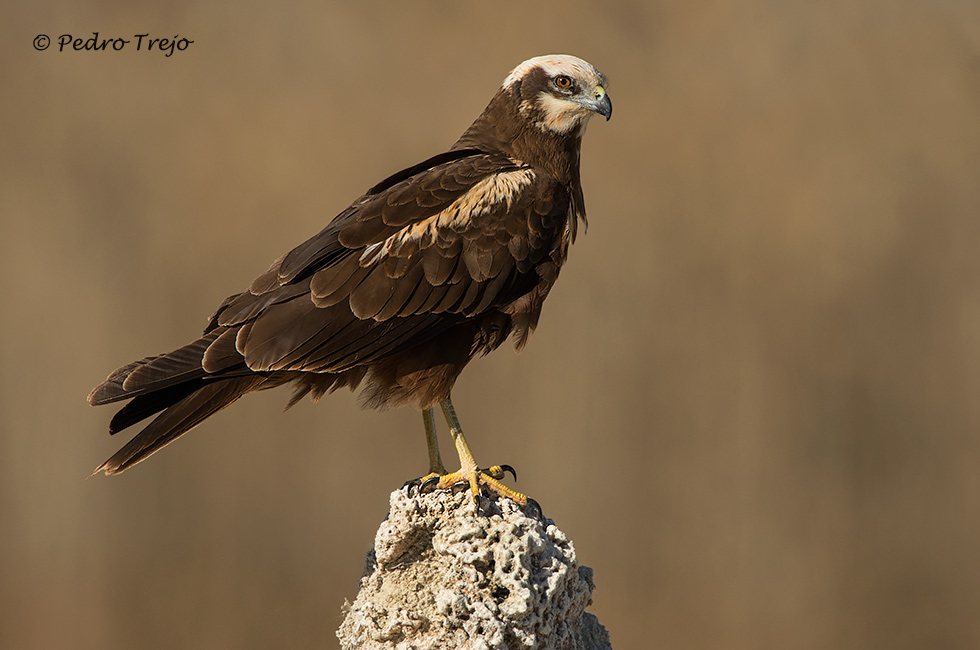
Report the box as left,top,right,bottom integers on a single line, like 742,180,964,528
3,1,980,648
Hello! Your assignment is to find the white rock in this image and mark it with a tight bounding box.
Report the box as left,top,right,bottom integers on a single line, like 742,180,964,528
337,487,612,649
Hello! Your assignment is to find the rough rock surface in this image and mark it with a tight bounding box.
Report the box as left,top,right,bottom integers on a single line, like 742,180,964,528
337,487,612,650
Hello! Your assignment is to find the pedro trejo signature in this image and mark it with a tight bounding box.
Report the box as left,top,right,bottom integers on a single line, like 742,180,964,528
45,32,193,57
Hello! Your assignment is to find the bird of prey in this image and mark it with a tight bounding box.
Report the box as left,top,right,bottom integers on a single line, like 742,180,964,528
88,54,611,509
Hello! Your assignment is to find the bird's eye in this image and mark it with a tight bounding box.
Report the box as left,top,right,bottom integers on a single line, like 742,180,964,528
554,76,572,89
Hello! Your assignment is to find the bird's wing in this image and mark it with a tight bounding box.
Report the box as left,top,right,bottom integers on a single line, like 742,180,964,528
201,151,571,374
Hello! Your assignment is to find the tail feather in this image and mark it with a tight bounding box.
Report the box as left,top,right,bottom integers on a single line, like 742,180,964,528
88,331,241,406
95,376,266,475
120,332,222,393
88,356,165,405
107,379,210,435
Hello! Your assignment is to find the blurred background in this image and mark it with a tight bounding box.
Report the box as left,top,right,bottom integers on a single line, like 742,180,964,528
3,1,980,648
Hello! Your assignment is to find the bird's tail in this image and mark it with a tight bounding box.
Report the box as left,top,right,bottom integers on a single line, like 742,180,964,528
88,333,263,475
93,376,265,475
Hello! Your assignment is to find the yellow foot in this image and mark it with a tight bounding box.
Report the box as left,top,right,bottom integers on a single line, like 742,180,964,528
403,471,443,491
417,464,542,519
409,398,543,519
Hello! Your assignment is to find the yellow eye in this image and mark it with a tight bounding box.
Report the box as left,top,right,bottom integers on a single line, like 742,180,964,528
554,75,572,89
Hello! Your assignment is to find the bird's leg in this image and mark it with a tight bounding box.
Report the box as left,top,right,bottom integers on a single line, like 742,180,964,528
432,397,528,507
422,406,447,477
405,408,447,491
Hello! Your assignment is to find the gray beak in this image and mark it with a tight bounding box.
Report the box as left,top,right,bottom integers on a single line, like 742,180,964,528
594,92,612,120
584,86,612,121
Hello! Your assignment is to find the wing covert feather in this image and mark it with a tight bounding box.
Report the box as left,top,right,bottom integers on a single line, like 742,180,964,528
200,151,571,376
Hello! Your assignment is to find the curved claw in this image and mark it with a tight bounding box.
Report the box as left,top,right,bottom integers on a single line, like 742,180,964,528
402,477,422,495
525,497,544,522
498,464,518,482
483,464,518,482
419,475,440,494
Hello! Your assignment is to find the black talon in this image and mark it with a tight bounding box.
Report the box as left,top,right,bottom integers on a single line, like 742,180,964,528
481,464,518,481
419,475,440,494
525,497,544,522
402,478,420,495
499,464,518,482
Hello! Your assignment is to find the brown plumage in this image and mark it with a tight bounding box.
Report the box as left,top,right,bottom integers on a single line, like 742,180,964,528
89,55,611,484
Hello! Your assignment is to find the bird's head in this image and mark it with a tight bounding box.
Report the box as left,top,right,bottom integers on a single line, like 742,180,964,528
503,54,612,135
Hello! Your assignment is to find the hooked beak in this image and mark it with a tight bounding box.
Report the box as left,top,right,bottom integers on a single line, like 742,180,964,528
589,86,612,120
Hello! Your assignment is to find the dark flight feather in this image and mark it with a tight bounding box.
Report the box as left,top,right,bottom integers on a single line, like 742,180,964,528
96,377,267,475
108,379,208,435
